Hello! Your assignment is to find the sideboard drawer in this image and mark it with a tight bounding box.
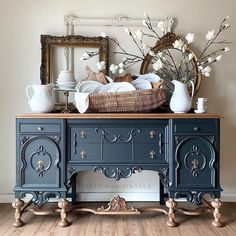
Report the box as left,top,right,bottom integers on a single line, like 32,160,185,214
134,127,167,144
135,144,167,163
70,143,102,162
174,119,216,133
20,123,61,133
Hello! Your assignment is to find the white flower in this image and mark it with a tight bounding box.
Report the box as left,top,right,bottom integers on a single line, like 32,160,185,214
149,50,155,56
100,32,107,38
201,66,212,77
153,59,163,71
109,64,119,74
80,52,90,60
135,29,143,41
198,65,203,71
207,57,213,63
223,23,230,29
225,16,230,19
96,61,106,71
158,52,164,58
157,20,165,33
142,43,148,50
216,55,222,61
185,33,195,44
206,30,215,40
118,68,124,74
188,53,193,61
118,62,124,68
223,47,230,52
173,39,186,51
124,28,131,35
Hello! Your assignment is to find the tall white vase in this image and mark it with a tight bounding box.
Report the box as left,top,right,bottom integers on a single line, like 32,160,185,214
169,80,194,113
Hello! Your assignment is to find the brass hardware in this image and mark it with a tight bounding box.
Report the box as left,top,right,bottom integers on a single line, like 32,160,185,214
80,130,87,139
191,159,199,177
149,150,156,159
80,150,87,159
36,160,45,177
38,126,43,131
149,130,156,139
193,127,199,131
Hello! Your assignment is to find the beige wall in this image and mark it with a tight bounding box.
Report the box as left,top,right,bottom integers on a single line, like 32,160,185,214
0,0,235,202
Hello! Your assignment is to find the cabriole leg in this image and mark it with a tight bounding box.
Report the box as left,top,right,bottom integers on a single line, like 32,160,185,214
166,198,178,227
58,198,70,227
12,198,24,227
211,198,223,227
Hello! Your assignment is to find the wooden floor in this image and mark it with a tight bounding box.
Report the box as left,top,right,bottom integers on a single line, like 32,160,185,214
0,202,236,236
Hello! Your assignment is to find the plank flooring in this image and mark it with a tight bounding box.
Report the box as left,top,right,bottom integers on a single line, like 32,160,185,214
0,202,236,236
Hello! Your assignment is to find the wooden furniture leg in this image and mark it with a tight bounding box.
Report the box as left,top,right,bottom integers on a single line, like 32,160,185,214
58,198,70,227
166,198,178,227
12,199,24,227
211,198,223,227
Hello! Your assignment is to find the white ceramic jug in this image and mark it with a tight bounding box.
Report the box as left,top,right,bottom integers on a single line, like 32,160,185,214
169,79,194,113
26,84,54,113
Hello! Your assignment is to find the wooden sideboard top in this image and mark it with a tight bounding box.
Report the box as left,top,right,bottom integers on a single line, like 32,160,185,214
16,113,222,119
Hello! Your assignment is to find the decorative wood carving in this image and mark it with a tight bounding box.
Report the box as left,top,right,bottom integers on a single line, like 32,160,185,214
184,145,207,177
64,15,165,33
20,136,30,146
95,127,141,143
97,195,140,214
18,191,61,206
93,166,142,181
30,145,52,178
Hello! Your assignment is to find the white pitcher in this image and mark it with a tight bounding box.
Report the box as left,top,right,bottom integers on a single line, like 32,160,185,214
26,84,54,113
169,79,194,113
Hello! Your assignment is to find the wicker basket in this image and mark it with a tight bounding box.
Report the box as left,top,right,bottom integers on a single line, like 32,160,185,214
87,88,166,112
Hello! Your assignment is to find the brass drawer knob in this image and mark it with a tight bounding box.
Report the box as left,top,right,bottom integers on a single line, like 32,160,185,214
80,130,87,139
193,127,199,131
149,130,156,139
149,150,156,159
38,126,43,131
80,150,87,159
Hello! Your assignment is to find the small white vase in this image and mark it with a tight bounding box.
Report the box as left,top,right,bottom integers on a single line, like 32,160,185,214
26,84,54,113
170,80,194,113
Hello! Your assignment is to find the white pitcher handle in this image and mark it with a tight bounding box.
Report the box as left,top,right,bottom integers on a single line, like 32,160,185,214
26,85,34,102
189,80,195,99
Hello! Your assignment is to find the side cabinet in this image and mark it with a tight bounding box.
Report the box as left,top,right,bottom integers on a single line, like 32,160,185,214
169,118,222,204
14,119,67,204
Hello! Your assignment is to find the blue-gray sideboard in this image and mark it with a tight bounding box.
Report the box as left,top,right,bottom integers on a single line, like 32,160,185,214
13,113,223,227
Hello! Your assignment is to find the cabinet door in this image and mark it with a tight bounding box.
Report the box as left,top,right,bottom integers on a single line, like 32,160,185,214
173,136,217,189
19,135,61,188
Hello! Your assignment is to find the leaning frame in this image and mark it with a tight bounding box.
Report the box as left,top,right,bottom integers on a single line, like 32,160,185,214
40,34,109,84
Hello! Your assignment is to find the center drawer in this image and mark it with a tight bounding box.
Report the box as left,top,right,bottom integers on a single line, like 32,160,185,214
67,120,168,164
